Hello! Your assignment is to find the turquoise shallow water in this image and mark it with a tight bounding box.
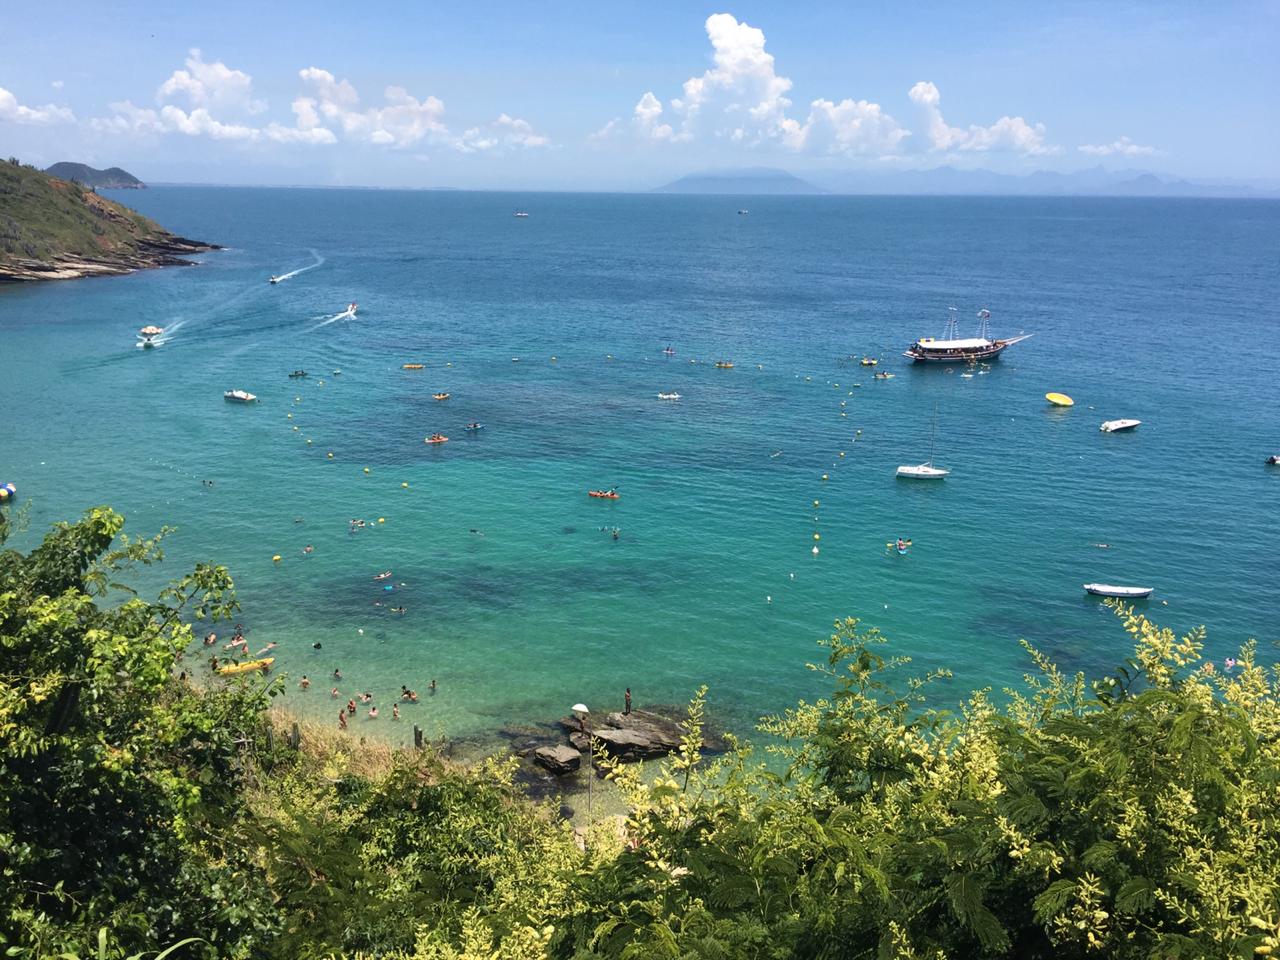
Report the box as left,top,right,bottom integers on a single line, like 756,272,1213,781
2,189,1278,748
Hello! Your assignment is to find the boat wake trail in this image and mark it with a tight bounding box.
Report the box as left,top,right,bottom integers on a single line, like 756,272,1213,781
308,303,358,332
271,249,324,284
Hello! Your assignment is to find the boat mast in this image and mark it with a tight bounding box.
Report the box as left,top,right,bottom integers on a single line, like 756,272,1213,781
977,307,991,341
943,306,958,340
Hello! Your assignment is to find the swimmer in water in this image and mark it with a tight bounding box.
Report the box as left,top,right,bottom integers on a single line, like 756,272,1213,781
470,528,485,537
313,642,322,650
392,703,400,721
429,679,437,693
338,711,347,730
303,544,314,555
299,675,311,690
333,668,343,680
331,686,340,698
368,706,379,719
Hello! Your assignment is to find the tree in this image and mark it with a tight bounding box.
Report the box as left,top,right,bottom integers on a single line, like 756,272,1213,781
0,508,276,958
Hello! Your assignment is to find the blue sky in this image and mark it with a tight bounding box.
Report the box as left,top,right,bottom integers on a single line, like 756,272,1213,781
2,0,1275,188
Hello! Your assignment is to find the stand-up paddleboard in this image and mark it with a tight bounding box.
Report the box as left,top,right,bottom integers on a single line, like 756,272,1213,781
1045,392,1074,407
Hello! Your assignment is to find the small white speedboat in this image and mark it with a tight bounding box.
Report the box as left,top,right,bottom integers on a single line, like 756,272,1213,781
224,390,258,403
1083,583,1153,599
657,392,681,401
1100,419,1141,433
896,463,950,479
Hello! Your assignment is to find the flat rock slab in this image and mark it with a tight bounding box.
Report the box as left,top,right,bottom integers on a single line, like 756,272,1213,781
557,709,689,761
534,744,582,774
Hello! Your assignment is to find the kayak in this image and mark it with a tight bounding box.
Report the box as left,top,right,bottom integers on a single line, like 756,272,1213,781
424,435,449,444
432,393,450,400
588,490,620,499
402,363,425,370
218,657,274,676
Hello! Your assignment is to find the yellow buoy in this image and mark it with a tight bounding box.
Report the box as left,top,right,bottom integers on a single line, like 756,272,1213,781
821,474,829,481
856,430,862,435
306,439,313,445
446,362,453,367
813,500,820,507
272,554,281,562
292,426,299,431
1045,392,1074,407
377,517,385,524
401,482,409,488
363,467,370,474
813,533,821,541
839,451,846,457
295,396,301,402
327,452,334,459
287,413,293,419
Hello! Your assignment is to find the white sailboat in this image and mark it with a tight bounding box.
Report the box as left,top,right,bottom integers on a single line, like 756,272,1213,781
897,404,950,479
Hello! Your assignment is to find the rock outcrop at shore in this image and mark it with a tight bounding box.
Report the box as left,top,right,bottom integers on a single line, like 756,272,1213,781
549,708,723,767
1,159,218,283
533,744,582,774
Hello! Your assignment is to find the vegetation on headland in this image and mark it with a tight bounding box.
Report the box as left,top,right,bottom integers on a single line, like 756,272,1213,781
44,163,145,190
3,506,1279,958
0,158,214,282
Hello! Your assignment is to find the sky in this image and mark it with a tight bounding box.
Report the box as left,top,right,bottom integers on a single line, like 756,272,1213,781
2,0,1276,190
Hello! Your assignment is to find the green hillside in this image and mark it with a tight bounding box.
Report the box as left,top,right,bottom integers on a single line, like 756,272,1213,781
0,158,213,281
45,161,145,189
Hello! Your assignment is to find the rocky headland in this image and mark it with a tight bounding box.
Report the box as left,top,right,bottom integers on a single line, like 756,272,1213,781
0,159,218,283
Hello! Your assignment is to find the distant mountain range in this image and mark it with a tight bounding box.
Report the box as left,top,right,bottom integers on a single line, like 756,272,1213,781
656,168,825,195
654,166,1276,198
45,162,145,190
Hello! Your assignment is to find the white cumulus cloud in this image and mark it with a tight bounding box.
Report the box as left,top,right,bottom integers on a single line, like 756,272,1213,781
456,114,550,152
908,80,1054,155
297,68,447,147
634,91,677,142
0,85,75,125
602,14,907,156
1079,136,1155,157
157,49,266,115
782,98,911,157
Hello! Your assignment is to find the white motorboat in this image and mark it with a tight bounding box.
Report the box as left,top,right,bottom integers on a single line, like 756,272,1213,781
897,404,949,479
1100,419,1141,433
269,275,281,284
657,392,681,401
1084,583,1153,599
513,211,530,218
224,390,258,403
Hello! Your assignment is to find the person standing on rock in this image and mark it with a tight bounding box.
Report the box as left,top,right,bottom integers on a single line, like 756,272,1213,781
624,687,632,715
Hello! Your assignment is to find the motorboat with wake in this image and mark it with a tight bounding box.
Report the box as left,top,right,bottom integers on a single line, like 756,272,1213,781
137,325,165,348
904,307,1031,364
224,390,258,403
657,392,681,400
897,404,949,479
1084,583,1153,599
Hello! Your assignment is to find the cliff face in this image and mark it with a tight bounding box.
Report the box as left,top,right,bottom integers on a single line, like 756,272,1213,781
0,161,218,283
45,162,146,189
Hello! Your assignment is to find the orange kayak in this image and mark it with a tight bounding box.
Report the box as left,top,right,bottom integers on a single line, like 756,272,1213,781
588,490,619,499
424,435,449,444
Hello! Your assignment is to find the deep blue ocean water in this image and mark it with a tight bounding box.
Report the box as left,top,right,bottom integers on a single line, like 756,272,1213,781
2,188,1277,750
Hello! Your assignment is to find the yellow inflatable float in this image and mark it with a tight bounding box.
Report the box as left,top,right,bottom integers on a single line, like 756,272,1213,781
1045,392,1074,407
218,657,274,676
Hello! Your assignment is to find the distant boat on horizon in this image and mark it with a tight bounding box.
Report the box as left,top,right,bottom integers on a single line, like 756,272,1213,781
513,211,530,218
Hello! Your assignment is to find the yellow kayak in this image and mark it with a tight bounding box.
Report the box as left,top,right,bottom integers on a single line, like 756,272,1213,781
1045,392,1074,407
218,657,274,676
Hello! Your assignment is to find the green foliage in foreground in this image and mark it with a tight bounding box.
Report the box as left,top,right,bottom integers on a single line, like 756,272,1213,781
0,158,164,263
3,507,1279,959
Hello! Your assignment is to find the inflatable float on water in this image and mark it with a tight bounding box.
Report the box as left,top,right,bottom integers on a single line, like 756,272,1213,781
0,483,16,502
218,657,274,676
